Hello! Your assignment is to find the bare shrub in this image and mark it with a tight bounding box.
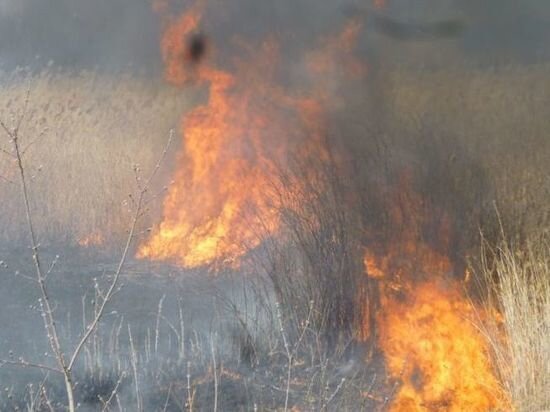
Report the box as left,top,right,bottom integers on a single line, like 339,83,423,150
0,84,173,411
257,143,368,352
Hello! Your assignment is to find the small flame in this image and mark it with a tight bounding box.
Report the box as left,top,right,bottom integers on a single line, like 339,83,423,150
373,0,387,10
78,231,104,247
159,1,204,87
306,19,366,81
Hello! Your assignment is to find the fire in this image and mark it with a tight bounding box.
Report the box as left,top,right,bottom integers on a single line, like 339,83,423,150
137,59,284,267
138,3,363,268
158,1,204,87
78,231,104,247
139,3,505,409
378,280,503,411
363,174,506,411
305,19,366,82
138,5,284,267
374,0,387,10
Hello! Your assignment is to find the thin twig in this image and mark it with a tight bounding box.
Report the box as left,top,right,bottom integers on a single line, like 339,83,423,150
41,386,56,412
211,334,218,412
186,361,194,412
162,383,173,412
324,377,346,408
155,294,166,354
128,325,143,412
0,359,62,375
68,132,173,371
30,372,50,411
101,372,126,412
276,302,292,412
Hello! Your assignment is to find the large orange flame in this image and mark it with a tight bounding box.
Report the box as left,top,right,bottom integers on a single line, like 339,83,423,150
140,3,505,409
363,173,506,411
379,280,504,411
137,44,286,267
138,3,363,268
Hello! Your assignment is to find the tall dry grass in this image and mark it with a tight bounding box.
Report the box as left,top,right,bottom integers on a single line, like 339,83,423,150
1,61,549,409
480,234,550,411
383,63,550,240
2,63,549,248
0,69,194,246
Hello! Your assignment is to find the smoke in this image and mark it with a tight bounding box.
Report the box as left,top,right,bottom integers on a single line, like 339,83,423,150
1,0,549,73
0,0,27,17
1,1,549,409
0,0,161,72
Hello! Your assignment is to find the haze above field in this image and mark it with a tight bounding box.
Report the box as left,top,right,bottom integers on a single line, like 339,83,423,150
0,1,549,410
1,0,549,73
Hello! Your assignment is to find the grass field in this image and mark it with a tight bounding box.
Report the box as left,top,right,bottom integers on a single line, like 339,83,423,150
1,64,548,245
0,63,548,410
0,69,195,246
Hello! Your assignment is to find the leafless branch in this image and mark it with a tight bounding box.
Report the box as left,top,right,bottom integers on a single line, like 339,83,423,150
0,359,63,375
68,131,173,371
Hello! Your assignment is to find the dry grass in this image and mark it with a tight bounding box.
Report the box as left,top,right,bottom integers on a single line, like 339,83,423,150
479,234,550,411
1,63,549,246
385,63,550,238
0,69,194,246
387,64,550,410
1,63,549,408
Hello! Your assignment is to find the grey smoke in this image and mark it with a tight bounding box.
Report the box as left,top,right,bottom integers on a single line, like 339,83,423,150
1,0,549,73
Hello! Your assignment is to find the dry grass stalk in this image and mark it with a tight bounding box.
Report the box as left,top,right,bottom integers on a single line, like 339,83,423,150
480,234,550,412
0,85,173,411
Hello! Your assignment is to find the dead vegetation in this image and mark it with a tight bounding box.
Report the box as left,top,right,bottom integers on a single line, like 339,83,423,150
478,232,550,412
0,63,549,410
0,69,194,246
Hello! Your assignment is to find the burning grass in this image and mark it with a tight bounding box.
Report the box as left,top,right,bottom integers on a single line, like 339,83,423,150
1,62,548,249
1,5,550,407
1,62,549,410
358,173,504,411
